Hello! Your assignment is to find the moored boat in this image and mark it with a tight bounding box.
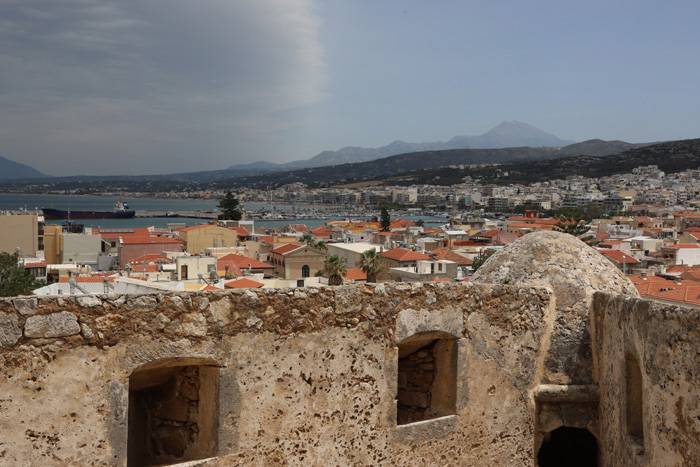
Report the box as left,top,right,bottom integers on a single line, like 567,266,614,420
42,199,136,219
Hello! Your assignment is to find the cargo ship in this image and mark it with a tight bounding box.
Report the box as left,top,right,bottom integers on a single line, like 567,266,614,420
42,199,136,220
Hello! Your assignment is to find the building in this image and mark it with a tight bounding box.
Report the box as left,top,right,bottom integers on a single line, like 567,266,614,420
0,211,44,258
2,231,698,465
269,243,327,281
177,223,240,253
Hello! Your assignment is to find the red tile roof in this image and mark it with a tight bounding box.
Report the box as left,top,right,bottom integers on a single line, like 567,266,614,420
224,278,264,289
431,248,473,266
127,254,173,265
597,249,640,264
231,227,250,236
59,276,115,283
389,218,416,229
217,254,273,270
380,248,430,262
634,278,700,306
343,268,367,281
271,243,304,255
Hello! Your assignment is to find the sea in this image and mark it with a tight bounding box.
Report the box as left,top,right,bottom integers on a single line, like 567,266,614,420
0,193,448,230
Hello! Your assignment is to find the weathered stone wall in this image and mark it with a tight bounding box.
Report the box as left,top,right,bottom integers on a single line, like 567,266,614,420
592,292,700,466
2,277,698,466
0,283,553,466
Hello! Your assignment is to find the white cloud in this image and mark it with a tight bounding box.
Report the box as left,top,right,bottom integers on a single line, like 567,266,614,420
0,0,327,175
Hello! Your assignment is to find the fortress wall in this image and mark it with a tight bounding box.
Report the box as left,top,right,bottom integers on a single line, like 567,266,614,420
592,292,700,467
0,283,553,466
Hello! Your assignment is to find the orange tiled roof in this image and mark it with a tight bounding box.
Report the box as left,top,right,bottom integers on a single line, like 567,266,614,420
224,278,264,289
389,218,415,229
271,243,304,254
431,248,473,266
343,268,367,281
598,249,640,264
127,254,173,265
130,264,159,272
635,278,700,306
231,227,250,236
58,276,116,283
218,254,273,270
380,248,430,262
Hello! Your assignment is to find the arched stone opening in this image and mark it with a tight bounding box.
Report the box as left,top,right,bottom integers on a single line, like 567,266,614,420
127,358,219,467
396,331,457,425
537,426,598,467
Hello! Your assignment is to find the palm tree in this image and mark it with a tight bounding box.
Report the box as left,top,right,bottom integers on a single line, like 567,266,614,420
323,255,347,286
358,248,384,283
301,232,314,245
301,233,327,252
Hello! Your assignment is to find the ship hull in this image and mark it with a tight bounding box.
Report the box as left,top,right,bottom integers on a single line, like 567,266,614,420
42,208,136,220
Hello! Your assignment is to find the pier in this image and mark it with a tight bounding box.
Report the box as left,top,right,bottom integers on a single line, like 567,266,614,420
136,210,218,220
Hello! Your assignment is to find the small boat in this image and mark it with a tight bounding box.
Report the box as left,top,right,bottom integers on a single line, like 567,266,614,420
42,198,136,220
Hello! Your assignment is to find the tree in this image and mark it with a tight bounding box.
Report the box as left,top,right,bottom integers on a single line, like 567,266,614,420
322,255,347,286
217,191,242,221
471,250,495,272
358,248,384,283
301,233,327,252
415,219,425,227
0,252,45,297
380,207,391,231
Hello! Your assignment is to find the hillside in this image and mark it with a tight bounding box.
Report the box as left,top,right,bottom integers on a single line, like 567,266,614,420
0,156,48,179
225,121,574,173
377,138,700,186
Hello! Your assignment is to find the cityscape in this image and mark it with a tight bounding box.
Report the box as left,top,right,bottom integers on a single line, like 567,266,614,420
2,1,699,465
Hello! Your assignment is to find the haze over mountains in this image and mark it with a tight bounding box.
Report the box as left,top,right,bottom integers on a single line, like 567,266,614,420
226,121,576,172
0,156,48,180
0,121,651,183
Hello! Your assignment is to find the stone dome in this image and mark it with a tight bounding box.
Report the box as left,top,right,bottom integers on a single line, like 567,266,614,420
471,230,639,384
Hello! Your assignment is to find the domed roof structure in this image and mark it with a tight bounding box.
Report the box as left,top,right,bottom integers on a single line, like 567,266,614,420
471,231,639,384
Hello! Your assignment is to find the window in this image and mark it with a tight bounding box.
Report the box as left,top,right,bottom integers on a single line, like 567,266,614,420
302,265,310,278
625,354,644,449
128,359,219,466
397,331,457,425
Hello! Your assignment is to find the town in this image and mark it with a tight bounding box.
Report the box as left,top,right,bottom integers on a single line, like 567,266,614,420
3,164,700,307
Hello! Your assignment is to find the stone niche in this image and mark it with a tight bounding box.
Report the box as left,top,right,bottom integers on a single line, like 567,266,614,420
127,359,219,467
396,331,457,425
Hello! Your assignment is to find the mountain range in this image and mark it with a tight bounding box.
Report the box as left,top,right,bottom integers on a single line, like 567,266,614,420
0,156,48,179
226,121,576,172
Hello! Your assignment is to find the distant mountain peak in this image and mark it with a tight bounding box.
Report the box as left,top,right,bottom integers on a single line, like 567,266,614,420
225,121,575,173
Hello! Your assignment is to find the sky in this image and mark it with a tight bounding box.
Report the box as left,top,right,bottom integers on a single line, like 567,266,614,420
1,0,700,176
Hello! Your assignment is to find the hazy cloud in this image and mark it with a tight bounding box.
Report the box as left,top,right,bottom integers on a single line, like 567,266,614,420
0,0,327,175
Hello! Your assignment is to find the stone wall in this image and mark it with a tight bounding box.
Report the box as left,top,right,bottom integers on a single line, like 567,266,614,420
0,283,553,466
592,293,700,466
1,280,698,466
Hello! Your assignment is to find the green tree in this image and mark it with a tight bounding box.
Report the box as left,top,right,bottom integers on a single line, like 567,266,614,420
380,207,391,231
0,252,45,297
322,255,347,286
471,250,495,272
415,219,425,227
217,191,242,221
357,248,384,283
301,233,327,252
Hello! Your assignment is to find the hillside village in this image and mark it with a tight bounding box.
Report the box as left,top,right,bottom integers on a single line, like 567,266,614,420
5,164,700,307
